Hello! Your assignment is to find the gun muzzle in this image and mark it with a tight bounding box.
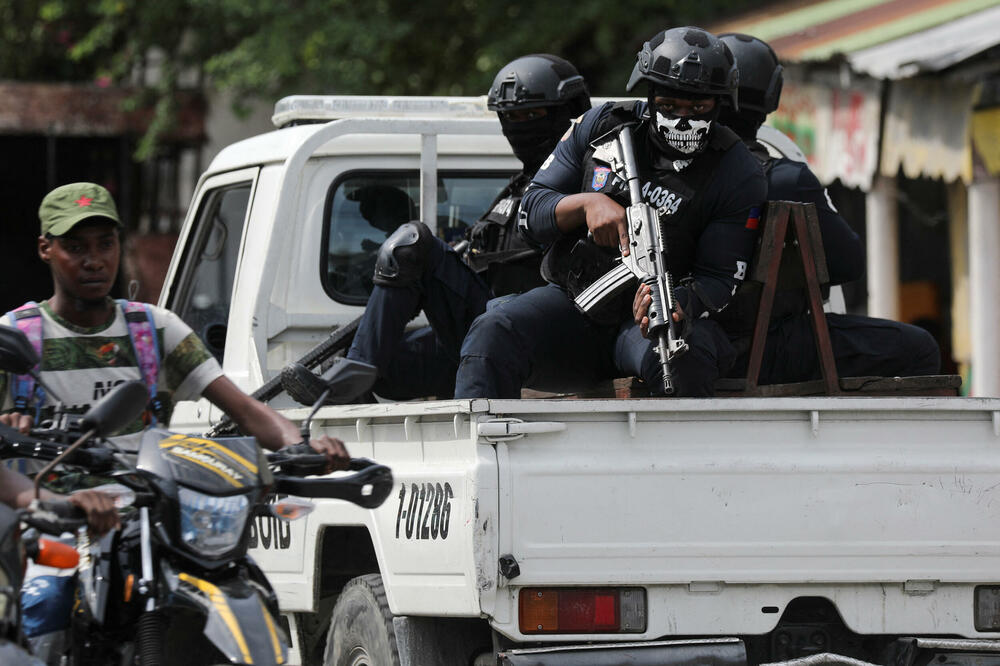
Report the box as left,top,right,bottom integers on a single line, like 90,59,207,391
657,333,675,395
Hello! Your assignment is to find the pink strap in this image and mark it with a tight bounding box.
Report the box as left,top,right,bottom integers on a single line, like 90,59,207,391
10,302,44,410
120,301,160,400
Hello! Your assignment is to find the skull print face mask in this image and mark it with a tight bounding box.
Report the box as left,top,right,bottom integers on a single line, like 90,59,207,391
654,111,713,155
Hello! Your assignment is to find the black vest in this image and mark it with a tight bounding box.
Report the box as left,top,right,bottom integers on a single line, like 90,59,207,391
465,172,546,297
541,102,740,324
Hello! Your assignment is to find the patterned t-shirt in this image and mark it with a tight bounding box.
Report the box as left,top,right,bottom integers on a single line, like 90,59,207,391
1,301,223,452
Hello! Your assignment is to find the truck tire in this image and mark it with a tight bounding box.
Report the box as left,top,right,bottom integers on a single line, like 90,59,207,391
325,574,400,666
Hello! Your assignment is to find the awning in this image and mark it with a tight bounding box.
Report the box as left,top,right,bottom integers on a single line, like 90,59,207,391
712,0,1000,66
849,4,1000,79
880,78,975,183
712,0,998,186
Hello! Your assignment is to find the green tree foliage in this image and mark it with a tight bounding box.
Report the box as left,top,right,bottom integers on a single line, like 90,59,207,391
0,0,759,157
0,1,113,80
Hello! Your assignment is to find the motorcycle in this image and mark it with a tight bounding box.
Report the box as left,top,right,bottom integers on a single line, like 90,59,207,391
0,325,392,665
0,498,83,666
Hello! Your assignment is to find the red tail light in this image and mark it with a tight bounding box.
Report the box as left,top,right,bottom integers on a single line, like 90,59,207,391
519,587,646,634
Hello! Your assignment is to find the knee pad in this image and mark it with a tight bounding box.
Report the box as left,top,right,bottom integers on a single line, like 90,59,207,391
373,222,434,287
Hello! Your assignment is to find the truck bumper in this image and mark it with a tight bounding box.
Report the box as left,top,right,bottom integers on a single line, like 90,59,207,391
498,639,1000,666
498,637,747,666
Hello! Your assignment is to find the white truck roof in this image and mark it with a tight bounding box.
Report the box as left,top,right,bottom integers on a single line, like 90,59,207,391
205,94,631,177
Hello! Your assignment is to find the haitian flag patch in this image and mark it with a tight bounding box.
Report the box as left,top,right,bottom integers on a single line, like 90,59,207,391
745,206,761,230
592,166,611,191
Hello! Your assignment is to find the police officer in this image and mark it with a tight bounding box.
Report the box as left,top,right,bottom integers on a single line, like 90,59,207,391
343,55,591,400
694,33,939,381
454,27,767,398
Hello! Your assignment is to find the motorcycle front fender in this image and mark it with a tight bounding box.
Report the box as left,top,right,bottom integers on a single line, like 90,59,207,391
169,570,288,666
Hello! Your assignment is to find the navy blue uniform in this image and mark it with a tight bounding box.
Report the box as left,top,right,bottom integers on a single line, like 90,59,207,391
727,146,940,382
345,174,543,400
454,101,767,398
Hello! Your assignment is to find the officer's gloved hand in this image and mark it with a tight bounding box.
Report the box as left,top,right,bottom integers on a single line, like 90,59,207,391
468,219,501,254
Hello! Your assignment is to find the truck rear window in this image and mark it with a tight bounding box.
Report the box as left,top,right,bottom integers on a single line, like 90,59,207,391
322,171,514,304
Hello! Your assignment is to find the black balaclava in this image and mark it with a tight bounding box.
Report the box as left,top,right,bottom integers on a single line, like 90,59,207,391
500,105,576,175
718,107,766,142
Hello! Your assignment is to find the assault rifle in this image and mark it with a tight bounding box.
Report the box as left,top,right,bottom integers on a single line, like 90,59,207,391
573,125,688,394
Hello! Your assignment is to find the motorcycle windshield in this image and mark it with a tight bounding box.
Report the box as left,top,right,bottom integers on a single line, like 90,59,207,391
139,430,262,494
175,572,288,666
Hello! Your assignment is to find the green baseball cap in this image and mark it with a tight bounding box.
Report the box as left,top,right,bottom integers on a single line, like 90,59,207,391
39,182,122,237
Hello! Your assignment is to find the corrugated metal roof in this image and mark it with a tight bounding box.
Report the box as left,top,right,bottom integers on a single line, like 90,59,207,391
712,0,1000,76
849,4,1000,78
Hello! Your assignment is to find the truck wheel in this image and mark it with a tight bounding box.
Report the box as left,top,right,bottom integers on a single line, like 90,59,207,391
325,574,400,666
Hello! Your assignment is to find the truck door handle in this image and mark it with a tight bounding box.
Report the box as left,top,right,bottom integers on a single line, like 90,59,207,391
477,418,566,441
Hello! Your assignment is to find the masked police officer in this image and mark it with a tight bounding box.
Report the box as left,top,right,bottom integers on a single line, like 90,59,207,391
343,55,591,400
454,27,767,398
700,33,939,382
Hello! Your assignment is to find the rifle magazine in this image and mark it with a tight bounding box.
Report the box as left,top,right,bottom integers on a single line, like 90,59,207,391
574,262,635,313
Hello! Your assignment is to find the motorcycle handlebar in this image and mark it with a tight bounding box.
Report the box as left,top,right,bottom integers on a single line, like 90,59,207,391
266,444,389,481
266,442,330,476
273,458,393,509
0,423,115,472
22,499,87,535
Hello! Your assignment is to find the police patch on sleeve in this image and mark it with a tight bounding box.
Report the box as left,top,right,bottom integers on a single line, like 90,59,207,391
592,166,611,191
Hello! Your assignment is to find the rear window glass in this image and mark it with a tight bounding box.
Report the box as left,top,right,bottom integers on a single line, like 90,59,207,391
322,171,513,304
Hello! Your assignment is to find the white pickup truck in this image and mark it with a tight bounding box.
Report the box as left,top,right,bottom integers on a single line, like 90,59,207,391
160,95,1000,666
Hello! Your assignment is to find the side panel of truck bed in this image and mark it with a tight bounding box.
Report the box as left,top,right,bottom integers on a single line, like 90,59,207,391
484,397,1000,639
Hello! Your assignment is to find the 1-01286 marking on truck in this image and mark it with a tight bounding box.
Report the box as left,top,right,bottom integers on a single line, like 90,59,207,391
395,482,454,540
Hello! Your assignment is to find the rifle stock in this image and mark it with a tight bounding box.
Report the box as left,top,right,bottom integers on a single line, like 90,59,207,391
573,126,688,394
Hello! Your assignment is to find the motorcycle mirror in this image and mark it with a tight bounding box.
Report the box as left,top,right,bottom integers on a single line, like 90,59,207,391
280,362,328,406
280,359,376,407
318,358,377,401
0,325,66,403
281,359,377,441
0,325,39,374
271,497,315,522
80,380,149,437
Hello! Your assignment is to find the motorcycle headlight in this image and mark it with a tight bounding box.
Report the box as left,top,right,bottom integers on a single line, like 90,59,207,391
178,487,249,557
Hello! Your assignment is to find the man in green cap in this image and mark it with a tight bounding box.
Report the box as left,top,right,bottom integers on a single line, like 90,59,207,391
0,182,350,465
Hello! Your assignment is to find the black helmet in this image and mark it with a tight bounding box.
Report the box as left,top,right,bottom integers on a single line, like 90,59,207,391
626,27,739,109
487,54,591,117
487,54,591,173
719,33,783,115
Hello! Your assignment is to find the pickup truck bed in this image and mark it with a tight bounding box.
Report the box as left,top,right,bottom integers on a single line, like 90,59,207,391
251,395,1000,664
